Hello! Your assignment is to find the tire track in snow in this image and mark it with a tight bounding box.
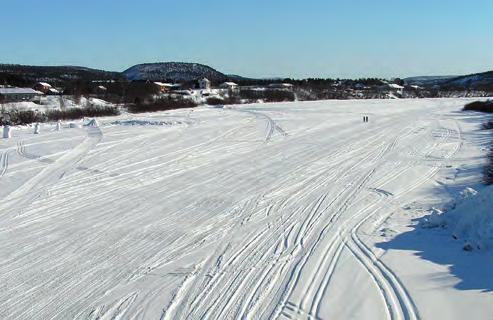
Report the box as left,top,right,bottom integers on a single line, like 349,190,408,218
41,123,376,235
0,126,103,217
160,264,201,320
248,122,414,319
178,198,274,317
186,175,345,318
273,168,378,320
17,140,55,164
272,124,417,320
334,119,463,320
348,215,418,320
0,150,9,178
51,110,395,199
230,108,287,142
29,114,396,318
205,132,394,319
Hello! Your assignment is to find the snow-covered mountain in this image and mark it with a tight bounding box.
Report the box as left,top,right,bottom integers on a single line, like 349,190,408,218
123,62,228,82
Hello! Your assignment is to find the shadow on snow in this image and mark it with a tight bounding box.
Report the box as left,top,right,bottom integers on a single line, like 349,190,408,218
377,110,493,292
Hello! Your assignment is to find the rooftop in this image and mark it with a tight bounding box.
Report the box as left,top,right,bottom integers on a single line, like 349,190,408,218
154,82,174,87
388,83,404,89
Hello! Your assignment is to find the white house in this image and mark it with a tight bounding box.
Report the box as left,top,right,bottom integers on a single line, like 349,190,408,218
388,83,404,95
220,82,239,91
198,78,211,90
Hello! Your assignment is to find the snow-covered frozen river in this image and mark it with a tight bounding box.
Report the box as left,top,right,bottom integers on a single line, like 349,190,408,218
1,99,492,319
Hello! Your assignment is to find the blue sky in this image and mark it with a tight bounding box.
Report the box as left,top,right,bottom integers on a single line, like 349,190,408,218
1,0,492,78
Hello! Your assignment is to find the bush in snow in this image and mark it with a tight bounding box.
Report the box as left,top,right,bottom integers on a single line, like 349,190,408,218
1,106,119,125
206,96,240,106
127,97,197,113
463,100,493,113
45,106,120,121
239,89,295,103
0,108,46,126
206,97,226,105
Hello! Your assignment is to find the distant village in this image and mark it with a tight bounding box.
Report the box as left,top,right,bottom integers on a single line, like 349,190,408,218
1,75,491,111
0,78,292,106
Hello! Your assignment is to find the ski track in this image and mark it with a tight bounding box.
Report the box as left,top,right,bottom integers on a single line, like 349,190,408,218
0,100,478,320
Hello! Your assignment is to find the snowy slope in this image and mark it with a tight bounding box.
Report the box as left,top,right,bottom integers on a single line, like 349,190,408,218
0,99,492,319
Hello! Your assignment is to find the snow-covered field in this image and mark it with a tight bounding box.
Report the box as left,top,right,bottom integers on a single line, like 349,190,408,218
0,98,492,320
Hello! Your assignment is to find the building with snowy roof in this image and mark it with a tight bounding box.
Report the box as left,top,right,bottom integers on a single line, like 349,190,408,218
34,82,52,93
153,82,176,93
34,82,60,95
388,83,404,95
0,88,43,102
220,82,239,93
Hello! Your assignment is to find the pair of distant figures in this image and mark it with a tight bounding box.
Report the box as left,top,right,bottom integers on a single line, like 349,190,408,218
363,116,369,123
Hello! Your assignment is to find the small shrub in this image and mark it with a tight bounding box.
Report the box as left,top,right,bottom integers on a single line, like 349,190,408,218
45,106,120,121
206,96,240,105
239,89,295,102
464,100,493,113
263,89,295,102
206,97,226,105
0,109,46,126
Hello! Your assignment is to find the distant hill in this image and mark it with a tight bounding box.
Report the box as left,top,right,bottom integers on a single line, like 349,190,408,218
442,71,493,90
405,71,493,90
0,64,123,86
123,62,228,82
404,75,458,86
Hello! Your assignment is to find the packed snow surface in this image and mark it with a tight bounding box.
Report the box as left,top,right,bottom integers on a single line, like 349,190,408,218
0,99,492,319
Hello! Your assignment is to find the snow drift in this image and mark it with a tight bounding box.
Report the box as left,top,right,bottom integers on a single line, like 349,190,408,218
449,186,493,249
430,186,493,250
